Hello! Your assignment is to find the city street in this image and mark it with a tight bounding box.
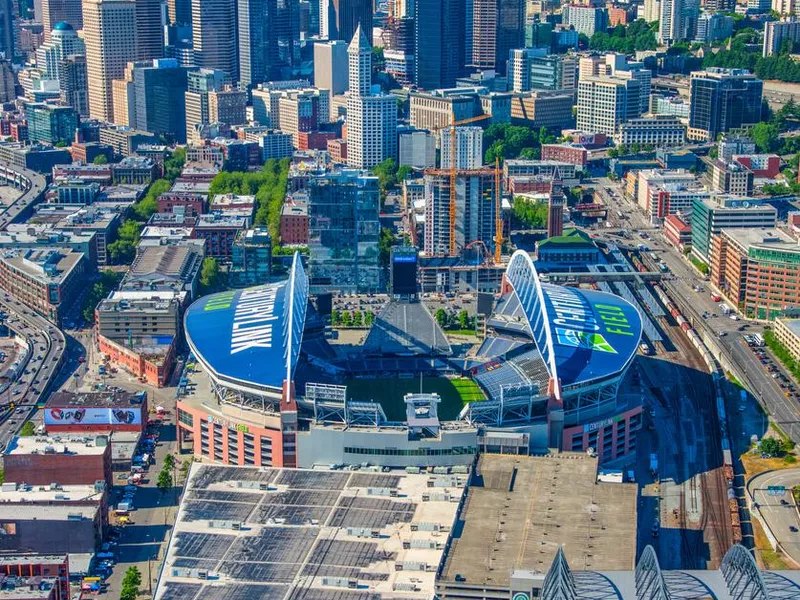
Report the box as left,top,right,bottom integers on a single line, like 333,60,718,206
749,469,800,567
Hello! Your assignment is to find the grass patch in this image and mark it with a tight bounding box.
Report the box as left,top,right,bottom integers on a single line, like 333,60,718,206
753,517,792,570
726,371,744,388
690,255,709,275
344,377,485,421
445,329,480,337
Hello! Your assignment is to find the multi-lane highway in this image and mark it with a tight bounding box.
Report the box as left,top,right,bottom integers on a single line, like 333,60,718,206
0,163,64,444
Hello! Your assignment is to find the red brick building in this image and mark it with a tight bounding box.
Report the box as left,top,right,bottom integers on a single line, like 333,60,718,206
664,214,691,250
280,196,309,245
541,143,588,169
297,131,338,151
732,154,781,179
0,555,70,600
156,192,207,217
328,139,347,163
4,435,113,488
97,334,176,388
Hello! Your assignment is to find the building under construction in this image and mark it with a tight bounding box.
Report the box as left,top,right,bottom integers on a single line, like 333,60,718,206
423,168,497,257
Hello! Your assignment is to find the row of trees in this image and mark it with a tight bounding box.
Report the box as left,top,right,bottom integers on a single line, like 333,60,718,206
589,20,658,54
607,143,656,158
81,270,124,322
198,257,223,296
331,309,376,328
434,308,475,331
208,158,290,242
702,29,800,83
483,123,558,164
512,196,549,229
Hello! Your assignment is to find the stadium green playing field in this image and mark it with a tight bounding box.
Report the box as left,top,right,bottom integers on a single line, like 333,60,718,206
344,377,485,421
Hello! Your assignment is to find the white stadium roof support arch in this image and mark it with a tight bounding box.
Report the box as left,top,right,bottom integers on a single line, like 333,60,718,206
284,251,309,394
505,250,561,400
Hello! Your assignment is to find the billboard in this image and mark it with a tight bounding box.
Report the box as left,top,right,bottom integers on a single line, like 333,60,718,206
44,407,142,426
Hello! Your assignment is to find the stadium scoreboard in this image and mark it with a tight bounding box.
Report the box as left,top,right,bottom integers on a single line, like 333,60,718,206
391,247,419,296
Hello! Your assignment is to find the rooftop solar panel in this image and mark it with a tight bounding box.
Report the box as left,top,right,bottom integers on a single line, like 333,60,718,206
347,474,402,489
328,507,415,529
249,504,332,526
259,489,342,507
275,470,350,490
181,500,256,523
187,490,265,504
226,528,319,564
158,582,203,600
336,497,414,512
200,584,289,600
217,561,302,583
191,466,277,490
307,540,396,568
173,532,235,559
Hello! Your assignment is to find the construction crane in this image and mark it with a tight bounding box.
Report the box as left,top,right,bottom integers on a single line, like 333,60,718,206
494,156,502,264
431,113,493,256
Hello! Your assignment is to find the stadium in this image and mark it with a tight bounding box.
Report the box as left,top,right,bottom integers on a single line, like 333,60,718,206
177,251,643,468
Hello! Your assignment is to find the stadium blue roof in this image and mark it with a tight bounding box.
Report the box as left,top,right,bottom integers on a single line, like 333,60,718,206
540,283,641,386
505,251,642,395
184,254,308,394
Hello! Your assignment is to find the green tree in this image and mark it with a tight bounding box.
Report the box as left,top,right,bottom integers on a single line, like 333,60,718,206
157,468,171,493
163,147,186,182
365,311,375,326
750,122,780,153
81,269,124,323
93,154,109,165
164,453,175,471
353,311,363,327
512,196,549,229
434,308,448,329
133,178,170,221
18,421,35,436
457,309,470,330
331,309,341,326
108,220,142,264
199,257,221,294
760,437,782,457
372,158,399,194
341,311,353,327
397,165,412,182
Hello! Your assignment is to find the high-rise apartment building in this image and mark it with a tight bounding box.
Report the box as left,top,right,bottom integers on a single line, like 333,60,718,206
469,0,524,74
764,18,800,57
128,59,192,142
278,88,331,144
192,0,237,80
440,127,484,170
135,0,164,60
83,0,137,121
346,25,397,169
322,0,373,46
307,170,381,293
414,0,464,90
424,169,497,256
773,0,800,16
41,0,83,43
508,50,577,93
690,195,777,262
563,5,608,37
688,68,763,142
659,0,699,44
209,88,247,126
314,40,348,95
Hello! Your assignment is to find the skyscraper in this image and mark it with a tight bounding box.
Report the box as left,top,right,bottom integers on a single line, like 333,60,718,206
83,0,137,121
135,0,164,60
659,0,699,44
323,0,372,46
192,0,237,80
688,68,763,142
36,20,84,80
167,0,190,24
469,0,524,74
346,25,397,169
440,127,483,170
0,0,16,58
239,0,300,86
414,0,464,90
314,40,348,95
131,59,192,142
41,0,82,43
185,68,227,142
60,55,89,115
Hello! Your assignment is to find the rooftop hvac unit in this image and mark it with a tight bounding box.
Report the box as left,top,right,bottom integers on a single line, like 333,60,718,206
197,571,208,580
231,522,242,530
